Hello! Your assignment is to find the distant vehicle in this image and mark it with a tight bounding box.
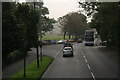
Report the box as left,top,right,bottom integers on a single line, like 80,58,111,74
50,40,57,44
77,39,82,43
100,40,107,46
67,39,73,43
41,40,50,45
64,42,73,49
57,40,66,44
95,34,99,38
43,40,51,45
41,40,47,45
63,47,74,57
84,30,94,46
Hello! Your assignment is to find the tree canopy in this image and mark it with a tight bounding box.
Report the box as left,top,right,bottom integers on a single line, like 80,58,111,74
58,12,88,39
2,2,55,63
79,2,120,49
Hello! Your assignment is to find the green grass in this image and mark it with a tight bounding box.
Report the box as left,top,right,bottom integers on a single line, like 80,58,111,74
39,35,69,40
8,56,54,80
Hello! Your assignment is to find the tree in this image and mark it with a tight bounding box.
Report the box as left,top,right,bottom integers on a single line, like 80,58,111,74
58,16,68,39
37,2,56,61
15,3,39,49
2,2,25,61
3,2,55,76
58,12,87,40
66,12,87,39
79,1,120,49
2,1,55,64
92,2,120,48
37,2,55,36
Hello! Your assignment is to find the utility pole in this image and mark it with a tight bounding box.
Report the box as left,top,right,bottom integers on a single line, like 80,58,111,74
34,1,39,68
23,52,26,77
23,44,27,77
40,31,43,61
38,1,43,62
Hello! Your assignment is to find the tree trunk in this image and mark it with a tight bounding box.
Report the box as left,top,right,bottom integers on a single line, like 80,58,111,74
63,31,66,39
36,45,39,68
34,3,39,68
24,54,26,77
69,35,71,39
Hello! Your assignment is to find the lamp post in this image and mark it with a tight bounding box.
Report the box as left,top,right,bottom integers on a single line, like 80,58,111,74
37,1,43,62
23,50,26,77
39,31,43,61
33,1,40,68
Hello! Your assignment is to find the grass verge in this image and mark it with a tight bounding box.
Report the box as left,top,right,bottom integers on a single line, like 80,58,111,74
8,56,54,80
41,35,69,40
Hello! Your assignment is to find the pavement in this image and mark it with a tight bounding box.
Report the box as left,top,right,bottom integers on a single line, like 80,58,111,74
2,50,37,78
2,44,63,79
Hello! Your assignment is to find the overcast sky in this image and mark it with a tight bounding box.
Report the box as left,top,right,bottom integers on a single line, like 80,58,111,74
43,0,79,20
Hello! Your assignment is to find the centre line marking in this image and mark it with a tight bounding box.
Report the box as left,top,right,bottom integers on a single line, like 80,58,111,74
83,55,86,58
91,72,96,80
82,53,83,55
87,64,91,70
85,59,88,63
81,45,96,80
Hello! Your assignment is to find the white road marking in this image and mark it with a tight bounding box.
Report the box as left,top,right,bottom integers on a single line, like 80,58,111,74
42,47,62,78
81,45,96,80
85,59,88,63
83,55,86,58
54,48,62,58
87,64,91,70
82,52,84,55
94,46,98,48
91,72,96,80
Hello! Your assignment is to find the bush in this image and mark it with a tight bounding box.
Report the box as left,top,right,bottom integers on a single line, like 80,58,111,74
3,50,28,68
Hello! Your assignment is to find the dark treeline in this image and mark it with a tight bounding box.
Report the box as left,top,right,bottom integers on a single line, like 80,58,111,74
2,2,55,67
79,2,120,50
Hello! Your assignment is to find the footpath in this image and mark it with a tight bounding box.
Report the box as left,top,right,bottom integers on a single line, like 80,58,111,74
2,49,37,79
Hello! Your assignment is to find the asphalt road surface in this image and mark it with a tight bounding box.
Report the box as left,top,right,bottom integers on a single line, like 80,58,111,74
3,43,118,79
30,44,63,58
41,43,118,79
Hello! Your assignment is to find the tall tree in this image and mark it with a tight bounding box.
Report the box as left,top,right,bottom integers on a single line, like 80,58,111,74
58,12,87,40
2,2,24,61
66,12,87,39
79,2,120,49
58,16,68,39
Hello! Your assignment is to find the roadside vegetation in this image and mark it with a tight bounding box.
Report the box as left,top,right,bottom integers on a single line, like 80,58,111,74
2,2,56,79
41,35,69,40
7,56,53,80
58,12,88,40
78,2,120,51
2,2,55,68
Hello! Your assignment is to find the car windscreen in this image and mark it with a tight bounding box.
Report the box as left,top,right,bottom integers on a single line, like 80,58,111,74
64,48,72,50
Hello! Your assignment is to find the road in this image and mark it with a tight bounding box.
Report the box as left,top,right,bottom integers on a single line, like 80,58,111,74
30,44,63,58
41,43,118,79
3,43,118,79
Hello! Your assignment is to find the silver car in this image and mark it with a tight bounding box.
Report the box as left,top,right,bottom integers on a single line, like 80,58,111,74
63,47,73,57
57,40,66,44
